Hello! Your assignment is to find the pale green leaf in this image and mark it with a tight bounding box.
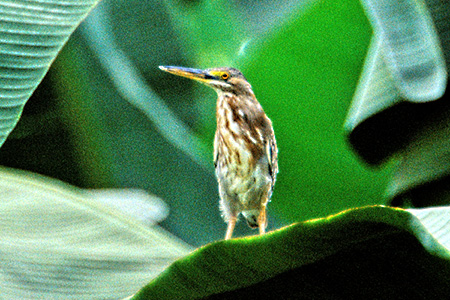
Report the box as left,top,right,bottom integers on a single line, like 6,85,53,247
361,0,447,101
0,0,101,147
345,36,402,134
408,206,450,251
0,167,192,299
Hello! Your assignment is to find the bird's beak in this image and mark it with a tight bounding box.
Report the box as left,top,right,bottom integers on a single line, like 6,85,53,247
159,66,215,84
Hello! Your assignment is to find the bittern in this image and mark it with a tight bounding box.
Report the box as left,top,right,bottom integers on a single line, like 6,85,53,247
159,66,278,240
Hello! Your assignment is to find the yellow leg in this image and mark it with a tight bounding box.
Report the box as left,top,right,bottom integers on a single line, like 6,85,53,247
225,217,237,240
258,206,267,235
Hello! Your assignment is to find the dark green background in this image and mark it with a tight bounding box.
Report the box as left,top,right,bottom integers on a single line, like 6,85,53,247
0,0,392,246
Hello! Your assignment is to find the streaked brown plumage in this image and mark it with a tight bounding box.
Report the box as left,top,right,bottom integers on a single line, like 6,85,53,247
159,66,278,239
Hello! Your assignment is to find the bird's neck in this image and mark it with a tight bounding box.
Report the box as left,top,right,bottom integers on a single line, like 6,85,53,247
215,90,267,163
216,90,264,131
216,88,258,108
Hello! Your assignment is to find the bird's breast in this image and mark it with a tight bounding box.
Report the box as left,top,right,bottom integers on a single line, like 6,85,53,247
215,100,271,205
216,101,263,174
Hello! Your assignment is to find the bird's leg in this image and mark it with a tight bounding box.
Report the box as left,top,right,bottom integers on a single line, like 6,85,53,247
258,206,267,235
225,216,237,240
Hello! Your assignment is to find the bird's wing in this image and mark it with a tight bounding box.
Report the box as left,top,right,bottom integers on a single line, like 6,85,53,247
266,128,278,191
213,130,219,168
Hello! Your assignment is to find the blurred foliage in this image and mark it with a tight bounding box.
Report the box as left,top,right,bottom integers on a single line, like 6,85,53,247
0,0,393,246
0,0,100,146
345,0,450,207
0,167,191,299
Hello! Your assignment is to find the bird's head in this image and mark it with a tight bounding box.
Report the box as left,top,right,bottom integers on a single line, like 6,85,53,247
159,66,253,95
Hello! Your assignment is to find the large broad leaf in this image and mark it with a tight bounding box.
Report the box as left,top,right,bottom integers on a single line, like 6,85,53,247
0,0,100,147
360,0,447,102
345,1,449,166
343,0,450,207
133,205,450,299
0,167,192,299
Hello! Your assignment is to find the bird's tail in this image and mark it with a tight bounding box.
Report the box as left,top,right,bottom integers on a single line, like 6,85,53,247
242,208,267,229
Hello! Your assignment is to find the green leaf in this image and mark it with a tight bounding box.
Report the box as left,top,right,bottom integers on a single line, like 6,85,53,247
133,206,450,299
345,1,449,166
360,0,447,102
0,167,192,299
80,5,210,169
0,0,101,148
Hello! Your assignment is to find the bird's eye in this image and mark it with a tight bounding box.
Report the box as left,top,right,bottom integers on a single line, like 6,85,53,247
221,73,229,80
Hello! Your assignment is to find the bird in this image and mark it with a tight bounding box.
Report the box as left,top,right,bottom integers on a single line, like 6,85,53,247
159,66,278,240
